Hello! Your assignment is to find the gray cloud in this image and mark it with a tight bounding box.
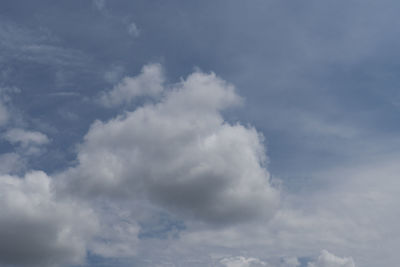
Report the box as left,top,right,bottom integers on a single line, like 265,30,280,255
0,171,98,266
61,65,279,225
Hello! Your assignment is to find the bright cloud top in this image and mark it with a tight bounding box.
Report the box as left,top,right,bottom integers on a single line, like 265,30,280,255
62,65,279,225
99,63,164,107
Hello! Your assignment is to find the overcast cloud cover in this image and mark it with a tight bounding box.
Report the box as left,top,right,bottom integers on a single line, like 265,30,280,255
1,0,400,266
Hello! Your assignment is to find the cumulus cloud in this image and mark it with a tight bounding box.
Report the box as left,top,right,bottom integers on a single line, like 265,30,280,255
0,171,98,266
308,250,355,267
61,67,279,225
99,63,164,107
220,256,267,267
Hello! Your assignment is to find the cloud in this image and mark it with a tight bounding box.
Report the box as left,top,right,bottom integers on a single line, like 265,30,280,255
0,153,25,174
99,63,164,107
281,257,301,267
0,87,15,127
104,65,125,84
93,0,106,10
0,20,90,68
90,214,140,258
3,128,50,147
308,250,355,267
61,67,279,225
127,22,140,37
220,256,267,267
0,100,8,126
3,128,50,155
0,171,98,266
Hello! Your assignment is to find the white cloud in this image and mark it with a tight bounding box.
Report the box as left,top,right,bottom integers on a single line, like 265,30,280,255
3,128,50,147
0,171,98,266
220,256,267,267
99,63,164,107
127,22,140,37
308,250,355,267
61,67,279,225
3,128,50,155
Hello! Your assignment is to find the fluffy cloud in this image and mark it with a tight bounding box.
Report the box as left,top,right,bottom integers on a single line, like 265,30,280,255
99,63,164,107
220,256,267,267
308,250,355,267
0,171,98,266
61,67,279,225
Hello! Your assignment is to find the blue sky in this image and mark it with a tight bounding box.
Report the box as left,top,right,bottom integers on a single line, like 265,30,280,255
0,1,400,266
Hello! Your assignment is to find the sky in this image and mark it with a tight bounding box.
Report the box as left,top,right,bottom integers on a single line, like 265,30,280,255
0,0,399,266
